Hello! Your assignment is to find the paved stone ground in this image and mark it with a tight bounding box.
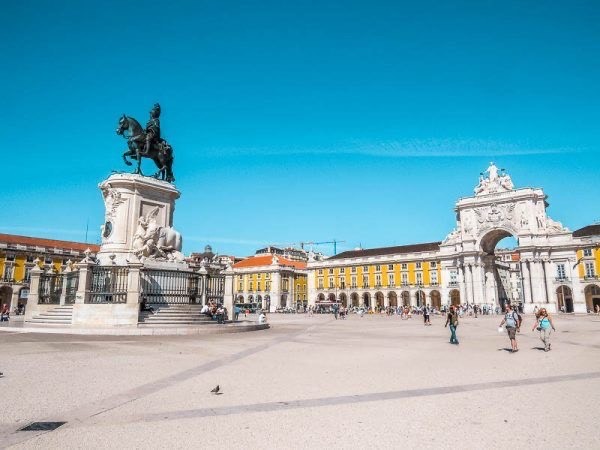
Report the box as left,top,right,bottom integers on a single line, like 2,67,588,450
1,313,600,449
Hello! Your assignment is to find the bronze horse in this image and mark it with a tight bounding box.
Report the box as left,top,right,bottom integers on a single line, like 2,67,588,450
116,115,175,182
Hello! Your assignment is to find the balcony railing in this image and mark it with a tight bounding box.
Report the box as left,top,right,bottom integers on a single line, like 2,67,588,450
584,275,599,280
554,277,570,282
448,282,458,287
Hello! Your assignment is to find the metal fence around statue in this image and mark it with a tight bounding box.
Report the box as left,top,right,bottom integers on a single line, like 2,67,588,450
140,269,200,304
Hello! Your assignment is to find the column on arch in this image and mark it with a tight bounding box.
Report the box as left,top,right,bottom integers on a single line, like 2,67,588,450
458,265,468,305
520,260,532,303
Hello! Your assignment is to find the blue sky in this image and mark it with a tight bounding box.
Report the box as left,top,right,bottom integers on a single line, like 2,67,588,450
2,0,599,256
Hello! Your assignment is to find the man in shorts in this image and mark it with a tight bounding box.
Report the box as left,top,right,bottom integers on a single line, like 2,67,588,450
499,303,520,353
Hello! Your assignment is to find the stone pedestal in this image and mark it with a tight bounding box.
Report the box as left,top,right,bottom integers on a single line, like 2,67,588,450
98,173,181,266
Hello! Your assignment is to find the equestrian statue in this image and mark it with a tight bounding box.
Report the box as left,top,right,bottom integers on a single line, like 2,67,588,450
116,103,175,183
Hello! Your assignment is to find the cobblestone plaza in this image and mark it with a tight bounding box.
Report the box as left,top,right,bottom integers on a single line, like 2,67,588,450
2,313,599,449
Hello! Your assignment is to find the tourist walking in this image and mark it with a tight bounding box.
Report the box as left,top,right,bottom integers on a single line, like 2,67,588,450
445,305,459,344
423,306,431,326
532,308,556,351
499,304,521,353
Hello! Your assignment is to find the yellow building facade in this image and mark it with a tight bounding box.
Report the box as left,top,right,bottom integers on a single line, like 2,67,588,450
308,242,445,309
232,254,307,312
573,225,600,312
0,233,99,313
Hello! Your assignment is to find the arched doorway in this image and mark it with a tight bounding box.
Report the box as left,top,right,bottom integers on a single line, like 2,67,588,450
388,291,398,307
339,292,348,307
280,294,287,308
248,294,254,303
237,295,244,302
256,294,262,306
401,291,410,306
584,285,600,312
362,292,371,307
415,290,425,307
317,293,325,302
556,286,573,313
430,290,441,310
450,289,460,306
351,292,359,307
264,294,270,310
0,286,12,309
328,293,336,303
479,230,520,307
375,291,384,309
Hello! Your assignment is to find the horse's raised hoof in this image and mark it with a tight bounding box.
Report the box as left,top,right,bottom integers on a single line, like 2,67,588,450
124,160,132,166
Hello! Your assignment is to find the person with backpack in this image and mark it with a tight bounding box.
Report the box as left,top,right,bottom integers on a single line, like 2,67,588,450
444,305,459,344
499,303,521,353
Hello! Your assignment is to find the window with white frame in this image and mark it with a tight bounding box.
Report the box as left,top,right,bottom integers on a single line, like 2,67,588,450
351,276,357,288
450,270,458,284
583,248,593,257
375,274,382,287
415,262,422,269
585,262,595,278
3,264,14,281
318,269,323,275
249,282,254,291
340,277,346,289
318,278,324,289
388,264,394,271
430,261,437,268
430,271,438,285
351,266,356,273
363,266,369,272
416,272,423,285
329,277,334,287
375,265,381,272
401,263,407,270
362,275,369,287
388,273,395,286
556,264,566,280
340,267,345,273
401,273,408,285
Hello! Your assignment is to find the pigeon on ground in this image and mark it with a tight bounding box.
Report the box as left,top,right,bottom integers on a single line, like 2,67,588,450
210,385,220,394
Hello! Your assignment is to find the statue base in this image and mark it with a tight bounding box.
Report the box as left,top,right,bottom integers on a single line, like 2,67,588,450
97,173,184,266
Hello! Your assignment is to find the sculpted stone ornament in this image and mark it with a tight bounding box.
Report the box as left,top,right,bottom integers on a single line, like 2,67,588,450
100,185,125,220
474,162,514,196
116,103,175,183
132,206,184,262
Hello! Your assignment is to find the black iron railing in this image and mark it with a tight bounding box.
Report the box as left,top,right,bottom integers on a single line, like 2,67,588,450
141,269,200,304
87,267,129,304
64,271,79,304
38,273,63,304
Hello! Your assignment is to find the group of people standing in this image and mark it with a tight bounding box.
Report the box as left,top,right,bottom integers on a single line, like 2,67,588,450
443,303,556,352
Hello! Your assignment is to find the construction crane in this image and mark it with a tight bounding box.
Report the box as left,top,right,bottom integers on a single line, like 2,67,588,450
300,239,346,255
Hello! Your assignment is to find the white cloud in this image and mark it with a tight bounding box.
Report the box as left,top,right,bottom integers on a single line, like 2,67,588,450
203,138,581,158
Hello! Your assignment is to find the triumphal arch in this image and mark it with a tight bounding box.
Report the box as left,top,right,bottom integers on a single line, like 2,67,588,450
439,163,583,313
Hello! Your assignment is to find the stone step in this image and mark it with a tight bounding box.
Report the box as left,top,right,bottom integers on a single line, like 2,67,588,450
138,321,226,327
26,318,72,324
27,305,74,326
140,316,214,323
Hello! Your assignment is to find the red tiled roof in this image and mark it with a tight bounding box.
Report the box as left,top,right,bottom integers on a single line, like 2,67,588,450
0,233,100,253
233,254,306,270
